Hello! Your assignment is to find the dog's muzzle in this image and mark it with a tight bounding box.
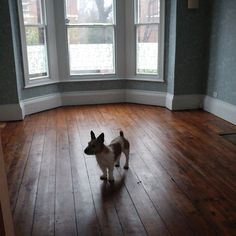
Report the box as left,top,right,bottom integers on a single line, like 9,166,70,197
84,148,88,154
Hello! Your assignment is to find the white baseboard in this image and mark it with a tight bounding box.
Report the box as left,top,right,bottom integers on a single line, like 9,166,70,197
18,92,236,126
125,90,166,106
0,103,24,121
23,93,61,115
203,96,236,125
166,93,204,110
61,90,125,106
165,93,174,110
21,89,167,116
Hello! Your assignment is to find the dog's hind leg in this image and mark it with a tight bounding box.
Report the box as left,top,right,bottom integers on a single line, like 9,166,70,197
108,167,114,182
123,149,129,169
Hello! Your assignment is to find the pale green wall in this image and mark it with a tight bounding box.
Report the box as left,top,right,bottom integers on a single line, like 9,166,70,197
207,0,236,105
0,0,20,104
174,0,211,95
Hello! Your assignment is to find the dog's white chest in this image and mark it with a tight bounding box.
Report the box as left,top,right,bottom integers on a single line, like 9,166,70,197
95,152,114,168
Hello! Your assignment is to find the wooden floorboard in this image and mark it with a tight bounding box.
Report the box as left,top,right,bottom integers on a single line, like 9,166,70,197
13,113,47,236
2,104,236,236
32,110,57,236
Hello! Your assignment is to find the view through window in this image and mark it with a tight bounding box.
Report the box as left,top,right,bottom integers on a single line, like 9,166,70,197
135,0,160,75
65,0,115,75
21,0,49,79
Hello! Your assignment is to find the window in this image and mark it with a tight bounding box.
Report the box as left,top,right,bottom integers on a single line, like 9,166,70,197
17,0,165,86
65,0,115,75
135,0,162,76
19,0,49,81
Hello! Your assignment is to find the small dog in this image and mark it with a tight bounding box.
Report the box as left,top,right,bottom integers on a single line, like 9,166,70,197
84,130,130,182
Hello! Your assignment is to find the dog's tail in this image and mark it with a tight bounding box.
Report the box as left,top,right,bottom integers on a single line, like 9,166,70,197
120,130,124,137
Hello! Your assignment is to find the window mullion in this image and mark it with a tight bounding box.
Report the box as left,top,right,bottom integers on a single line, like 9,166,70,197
67,24,114,28
135,22,158,26
25,24,46,27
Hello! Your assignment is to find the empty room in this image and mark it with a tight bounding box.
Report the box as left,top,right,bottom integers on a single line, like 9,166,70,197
0,0,236,235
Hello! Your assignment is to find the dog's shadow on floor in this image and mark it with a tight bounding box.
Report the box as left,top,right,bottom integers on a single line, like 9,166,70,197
100,173,126,201
85,173,127,234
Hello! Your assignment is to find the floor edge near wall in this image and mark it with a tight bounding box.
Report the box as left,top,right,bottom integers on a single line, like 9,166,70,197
1,91,236,126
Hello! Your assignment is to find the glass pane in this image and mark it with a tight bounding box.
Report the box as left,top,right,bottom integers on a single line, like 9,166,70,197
21,0,43,24
25,27,48,78
68,27,115,74
137,0,160,23
65,0,114,24
137,25,158,75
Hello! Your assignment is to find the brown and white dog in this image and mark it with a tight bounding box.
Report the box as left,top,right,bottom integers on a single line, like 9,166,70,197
84,130,130,182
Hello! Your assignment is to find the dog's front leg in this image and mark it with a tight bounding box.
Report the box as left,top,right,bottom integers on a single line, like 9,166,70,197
100,166,107,180
115,158,120,167
108,167,114,182
124,149,130,169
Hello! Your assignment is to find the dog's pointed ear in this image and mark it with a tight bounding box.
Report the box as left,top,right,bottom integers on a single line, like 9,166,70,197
90,130,96,140
97,133,104,143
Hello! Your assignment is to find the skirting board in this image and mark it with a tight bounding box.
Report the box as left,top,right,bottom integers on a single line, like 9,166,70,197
203,96,236,125
125,90,166,106
22,89,167,116
166,93,204,110
0,103,24,121
5,92,236,126
61,90,125,106
23,93,61,116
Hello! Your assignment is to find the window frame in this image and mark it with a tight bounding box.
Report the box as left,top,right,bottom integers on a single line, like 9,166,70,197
134,0,165,81
18,0,59,87
17,0,165,87
64,0,117,77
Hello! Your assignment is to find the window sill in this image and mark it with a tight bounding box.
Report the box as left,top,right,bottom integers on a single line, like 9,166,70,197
61,77,124,82
24,77,124,89
126,77,165,83
24,79,59,89
23,76,164,89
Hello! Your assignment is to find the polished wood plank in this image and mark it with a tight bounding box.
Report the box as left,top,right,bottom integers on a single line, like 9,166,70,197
65,108,101,236
13,113,47,236
110,105,215,235
54,108,77,236
32,110,57,236
2,104,236,236
6,120,35,213
77,107,124,236
92,107,159,236
96,106,171,236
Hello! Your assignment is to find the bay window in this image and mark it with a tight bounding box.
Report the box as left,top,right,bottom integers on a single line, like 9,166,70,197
18,0,165,86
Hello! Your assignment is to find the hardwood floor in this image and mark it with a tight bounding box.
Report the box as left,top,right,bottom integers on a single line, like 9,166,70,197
1,104,236,236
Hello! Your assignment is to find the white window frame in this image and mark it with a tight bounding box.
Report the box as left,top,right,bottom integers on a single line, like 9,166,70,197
134,0,165,81
18,0,59,87
64,0,117,77
17,0,165,87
